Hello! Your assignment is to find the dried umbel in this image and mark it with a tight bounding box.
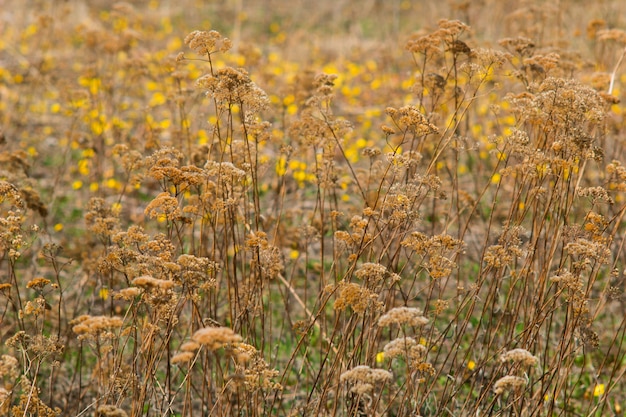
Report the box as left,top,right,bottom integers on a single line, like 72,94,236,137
96,404,128,417
26,335,63,360
483,226,526,269
378,307,429,327
0,387,9,415
176,254,219,288
26,277,51,291
400,231,462,257
246,231,284,280
493,375,527,395
511,77,606,161
597,28,626,44
85,198,120,239
232,343,281,391
204,160,247,182
577,325,600,349
11,377,60,417
606,160,626,191
334,215,375,252
381,337,435,379
144,192,182,221
184,30,232,56
499,348,539,367
132,275,177,291
340,365,393,395
406,19,470,58
483,244,519,269
565,238,611,265
71,315,124,341
0,354,19,380
313,73,338,99
499,36,535,57
112,144,144,173
0,180,25,208
171,352,195,364
147,156,206,188
354,262,393,284
333,282,382,314
192,326,242,351
549,269,581,289
425,254,456,280
145,147,184,181
386,105,439,136
98,226,181,282
180,341,200,352
383,337,427,362
23,297,48,317
196,66,269,114
114,287,143,301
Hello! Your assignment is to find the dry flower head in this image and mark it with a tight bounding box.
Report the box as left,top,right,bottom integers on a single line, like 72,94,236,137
499,348,539,367
340,365,392,395
192,326,243,351
378,307,429,327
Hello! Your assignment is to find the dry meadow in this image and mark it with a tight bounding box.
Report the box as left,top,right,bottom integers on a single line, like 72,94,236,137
0,0,625,416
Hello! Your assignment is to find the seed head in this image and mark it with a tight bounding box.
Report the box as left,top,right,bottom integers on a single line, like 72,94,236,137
378,307,428,327
499,348,539,367
340,365,393,394
493,375,527,394
192,326,242,351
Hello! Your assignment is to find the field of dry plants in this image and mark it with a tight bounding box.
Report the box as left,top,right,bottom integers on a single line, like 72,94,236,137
1,0,625,416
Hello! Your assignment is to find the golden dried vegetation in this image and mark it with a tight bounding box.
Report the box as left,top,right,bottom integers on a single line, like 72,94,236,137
0,1,625,416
